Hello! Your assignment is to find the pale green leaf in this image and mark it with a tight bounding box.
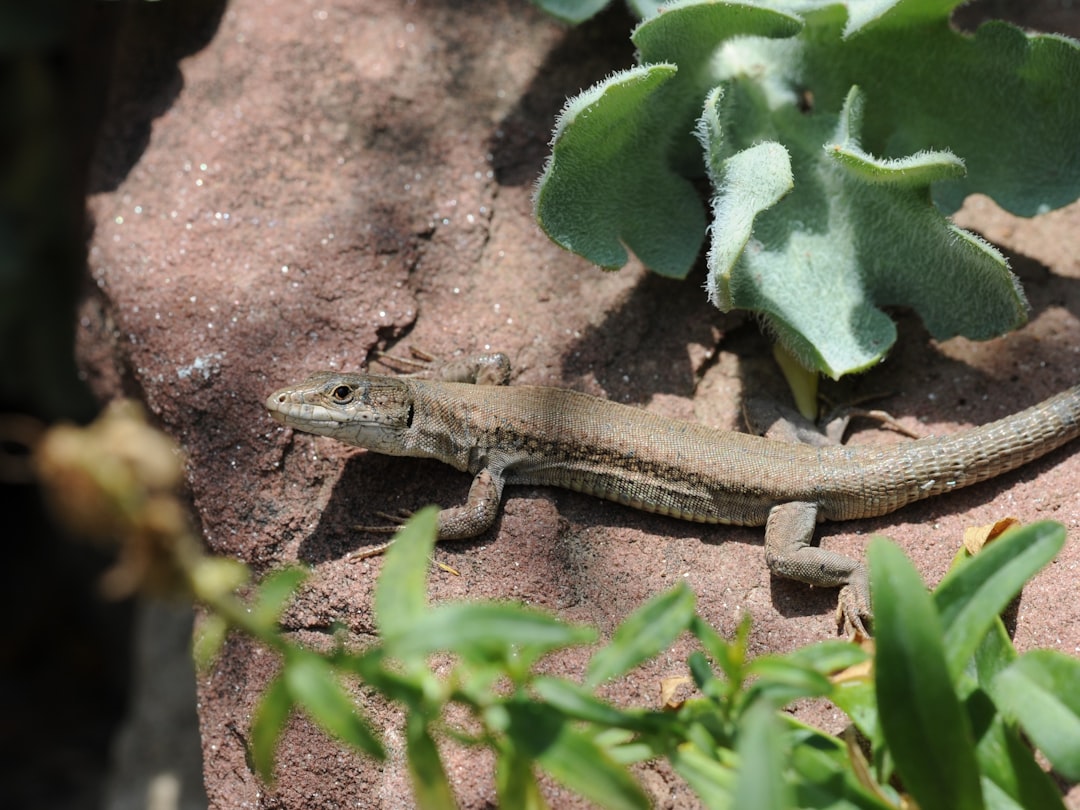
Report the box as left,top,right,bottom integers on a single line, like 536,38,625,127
992,650,1080,781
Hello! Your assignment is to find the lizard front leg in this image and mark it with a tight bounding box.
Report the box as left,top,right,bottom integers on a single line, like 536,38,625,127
434,467,506,539
351,467,506,559
764,500,871,637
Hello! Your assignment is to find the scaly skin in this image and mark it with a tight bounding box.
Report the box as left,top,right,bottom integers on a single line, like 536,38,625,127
266,358,1080,634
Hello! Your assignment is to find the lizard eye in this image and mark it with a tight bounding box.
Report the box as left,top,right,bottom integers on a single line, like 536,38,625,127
331,385,353,402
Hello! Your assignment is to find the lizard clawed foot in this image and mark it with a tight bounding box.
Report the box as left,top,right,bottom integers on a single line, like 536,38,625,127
824,405,921,440
346,510,415,559
836,584,873,640
370,346,439,375
347,511,460,575
347,541,396,560
371,347,511,386
745,391,920,447
353,509,414,533
820,390,922,441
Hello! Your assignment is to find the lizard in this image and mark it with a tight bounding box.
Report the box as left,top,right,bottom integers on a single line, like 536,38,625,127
265,352,1080,634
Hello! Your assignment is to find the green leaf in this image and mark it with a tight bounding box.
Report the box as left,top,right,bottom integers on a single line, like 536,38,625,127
586,582,696,687
699,127,794,311
707,84,1025,377
972,615,1018,689
535,2,803,278
530,0,610,25
869,537,983,810
337,646,429,708
495,745,547,810
537,0,1080,378
374,506,439,640
991,650,1080,781
730,699,793,810
250,673,293,783
788,726,897,810
782,639,869,674
828,679,882,756
723,6,1080,215
965,688,1067,810
744,656,833,705
505,700,650,810
632,0,805,169
535,64,705,276
687,650,726,703
405,711,456,810
283,648,385,759
383,600,594,663
829,20,1080,216
839,0,952,37
192,613,229,672
690,613,750,685
250,567,308,627
532,676,667,734
934,521,1065,679
668,743,736,810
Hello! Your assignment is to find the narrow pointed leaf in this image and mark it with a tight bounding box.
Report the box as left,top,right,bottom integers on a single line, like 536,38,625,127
495,746,547,810
731,699,792,810
669,744,736,810
283,649,384,759
992,650,1080,781
405,712,456,810
374,506,438,640
250,673,293,782
251,567,308,626
934,521,1064,679
586,582,696,686
966,689,1067,810
869,537,982,810
532,676,667,734
505,701,649,810
384,600,593,662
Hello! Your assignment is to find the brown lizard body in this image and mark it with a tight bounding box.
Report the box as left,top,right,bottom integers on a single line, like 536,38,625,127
266,356,1080,633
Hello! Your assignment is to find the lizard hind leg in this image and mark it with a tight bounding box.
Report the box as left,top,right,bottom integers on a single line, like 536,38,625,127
743,394,920,446
764,500,871,637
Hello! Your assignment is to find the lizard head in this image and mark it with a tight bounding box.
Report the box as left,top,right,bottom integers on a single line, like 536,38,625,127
265,372,414,454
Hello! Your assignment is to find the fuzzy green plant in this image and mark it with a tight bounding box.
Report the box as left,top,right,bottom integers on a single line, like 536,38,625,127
533,0,1080,378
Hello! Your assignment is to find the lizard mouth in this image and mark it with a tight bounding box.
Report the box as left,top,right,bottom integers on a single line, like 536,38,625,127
266,392,379,437
265,392,342,427
266,406,290,426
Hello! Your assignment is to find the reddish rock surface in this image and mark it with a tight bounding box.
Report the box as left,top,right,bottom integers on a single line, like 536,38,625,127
82,1,1080,807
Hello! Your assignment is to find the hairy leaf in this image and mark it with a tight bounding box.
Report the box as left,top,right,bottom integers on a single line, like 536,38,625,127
535,0,1080,376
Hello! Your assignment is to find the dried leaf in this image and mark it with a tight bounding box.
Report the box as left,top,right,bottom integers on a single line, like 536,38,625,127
830,658,873,686
660,674,692,709
963,517,1020,556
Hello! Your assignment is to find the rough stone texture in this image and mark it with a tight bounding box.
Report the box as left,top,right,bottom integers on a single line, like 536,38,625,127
82,1,1080,807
